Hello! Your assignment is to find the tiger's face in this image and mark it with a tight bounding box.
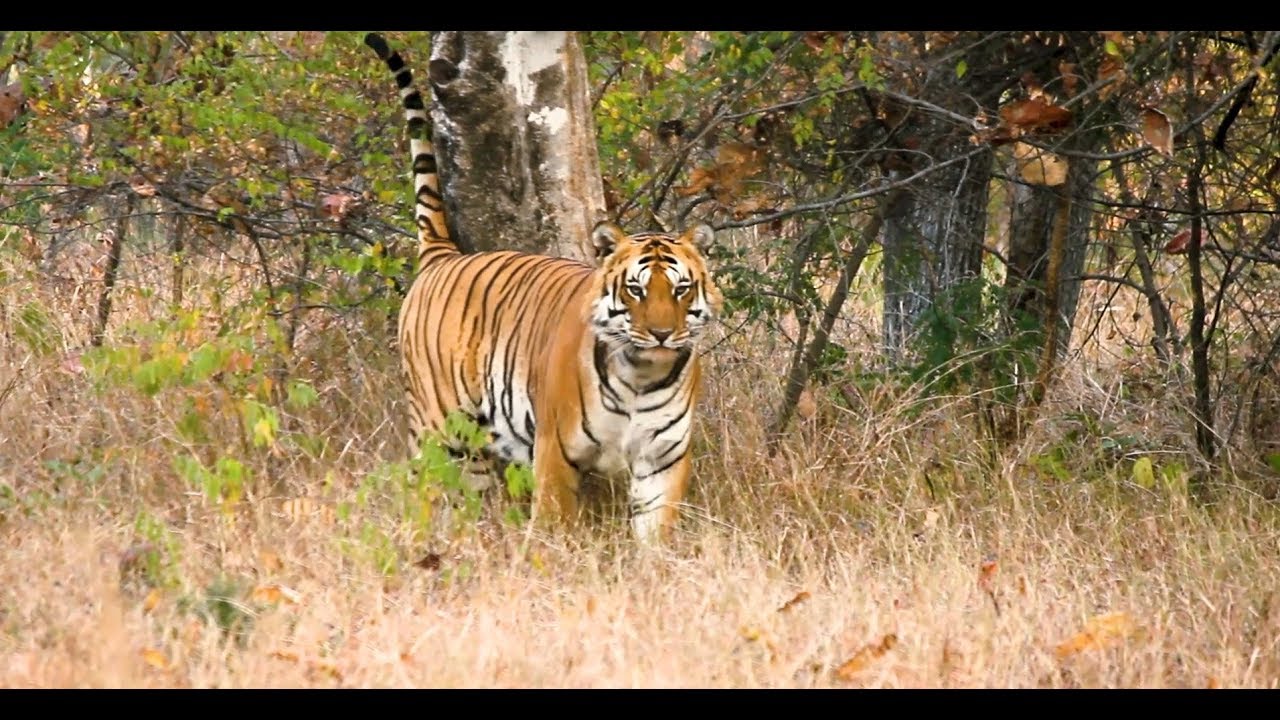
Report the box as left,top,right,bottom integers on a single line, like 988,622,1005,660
588,222,723,360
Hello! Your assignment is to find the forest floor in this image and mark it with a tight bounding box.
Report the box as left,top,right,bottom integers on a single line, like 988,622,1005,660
3,263,1280,689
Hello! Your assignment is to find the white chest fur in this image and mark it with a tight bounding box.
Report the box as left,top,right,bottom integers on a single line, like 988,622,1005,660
578,346,694,480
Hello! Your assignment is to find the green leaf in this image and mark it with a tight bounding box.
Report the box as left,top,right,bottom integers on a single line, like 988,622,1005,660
1131,456,1155,489
1267,453,1280,474
286,380,319,410
955,59,968,79
1105,40,1120,56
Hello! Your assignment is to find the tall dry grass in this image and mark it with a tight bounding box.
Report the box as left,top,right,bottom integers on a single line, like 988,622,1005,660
2,237,1280,689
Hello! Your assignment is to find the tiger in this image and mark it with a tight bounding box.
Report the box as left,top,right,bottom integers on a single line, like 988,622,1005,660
364,33,723,544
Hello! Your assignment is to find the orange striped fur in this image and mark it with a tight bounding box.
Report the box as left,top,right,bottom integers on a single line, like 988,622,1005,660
366,34,722,543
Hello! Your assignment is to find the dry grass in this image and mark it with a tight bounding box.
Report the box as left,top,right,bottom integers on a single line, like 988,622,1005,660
3,246,1280,689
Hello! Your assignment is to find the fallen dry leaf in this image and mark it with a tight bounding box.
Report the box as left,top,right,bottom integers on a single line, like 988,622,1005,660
778,591,811,613
923,508,941,531
1141,107,1174,157
270,649,300,663
252,583,303,606
140,647,169,671
738,625,779,663
143,588,162,613
69,122,92,147
414,553,442,571
978,559,998,593
795,388,818,420
941,637,963,676
308,660,343,682
834,634,898,681
1055,611,1138,658
259,550,284,572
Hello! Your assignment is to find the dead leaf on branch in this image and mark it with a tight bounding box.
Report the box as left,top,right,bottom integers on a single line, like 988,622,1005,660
0,82,26,129
731,194,775,220
1013,142,1069,187
1098,57,1127,101
1059,61,1081,96
1163,228,1200,255
1000,98,1073,134
833,633,898,681
129,175,157,198
320,192,360,221
1140,107,1174,157
675,141,766,205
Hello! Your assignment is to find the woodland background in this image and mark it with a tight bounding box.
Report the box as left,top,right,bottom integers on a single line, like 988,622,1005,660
1,30,1279,688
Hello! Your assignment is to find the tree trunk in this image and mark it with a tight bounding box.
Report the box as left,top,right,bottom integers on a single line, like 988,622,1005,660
881,145,993,360
427,31,606,260
1004,144,1096,361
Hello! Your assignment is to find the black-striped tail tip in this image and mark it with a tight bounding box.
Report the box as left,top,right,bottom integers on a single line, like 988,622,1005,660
364,33,390,58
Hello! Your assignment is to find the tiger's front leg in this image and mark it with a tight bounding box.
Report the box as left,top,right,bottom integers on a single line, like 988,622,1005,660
628,449,691,545
531,429,583,533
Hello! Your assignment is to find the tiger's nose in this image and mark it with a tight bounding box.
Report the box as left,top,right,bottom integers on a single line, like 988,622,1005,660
651,328,673,343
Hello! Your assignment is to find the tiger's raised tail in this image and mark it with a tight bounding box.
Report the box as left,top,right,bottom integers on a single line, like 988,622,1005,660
364,33,455,264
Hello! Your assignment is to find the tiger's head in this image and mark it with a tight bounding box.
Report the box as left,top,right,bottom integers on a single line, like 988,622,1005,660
586,221,724,361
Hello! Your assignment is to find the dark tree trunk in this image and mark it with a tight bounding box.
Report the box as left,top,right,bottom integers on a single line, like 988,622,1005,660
1004,141,1096,361
881,146,993,360
427,31,606,260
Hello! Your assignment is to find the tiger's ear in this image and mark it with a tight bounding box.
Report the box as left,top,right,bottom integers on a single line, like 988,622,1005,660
684,223,715,253
591,221,626,259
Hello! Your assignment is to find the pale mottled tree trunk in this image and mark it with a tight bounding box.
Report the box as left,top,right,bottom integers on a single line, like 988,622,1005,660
427,31,606,260
880,146,993,359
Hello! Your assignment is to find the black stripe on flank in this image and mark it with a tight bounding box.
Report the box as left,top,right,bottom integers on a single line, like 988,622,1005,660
556,426,588,475
577,380,601,447
404,91,426,110
394,68,412,89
